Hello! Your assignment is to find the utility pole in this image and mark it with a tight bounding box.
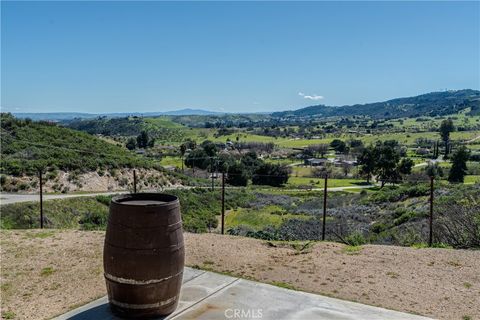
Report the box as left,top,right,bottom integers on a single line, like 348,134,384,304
39,169,44,229
133,169,137,193
429,176,434,247
322,174,328,241
221,171,225,235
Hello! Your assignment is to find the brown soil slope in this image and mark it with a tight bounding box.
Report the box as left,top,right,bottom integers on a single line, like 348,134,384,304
0,230,478,320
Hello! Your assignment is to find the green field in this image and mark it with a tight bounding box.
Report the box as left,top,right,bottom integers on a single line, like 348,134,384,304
287,177,366,188
144,117,185,129
160,156,183,167
225,205,310,230
192,129,480,149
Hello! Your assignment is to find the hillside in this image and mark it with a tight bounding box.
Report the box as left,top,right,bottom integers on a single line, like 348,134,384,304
63,116,191,143
0,113,158,176
273,89,480,119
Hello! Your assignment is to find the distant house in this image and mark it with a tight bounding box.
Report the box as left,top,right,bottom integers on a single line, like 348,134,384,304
333,159,357,167
304,158,328,166
416,147,431,156
136,149,146,155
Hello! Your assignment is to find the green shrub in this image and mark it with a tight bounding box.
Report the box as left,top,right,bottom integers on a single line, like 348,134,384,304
79,211,108,230
95,195,112,206
371,222,388,234
344,232,366,246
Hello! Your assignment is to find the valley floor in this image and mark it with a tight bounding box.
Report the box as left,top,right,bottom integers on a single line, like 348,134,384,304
0,230,479,320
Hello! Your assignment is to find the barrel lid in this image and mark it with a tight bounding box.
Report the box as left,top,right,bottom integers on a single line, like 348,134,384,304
112,193,179,207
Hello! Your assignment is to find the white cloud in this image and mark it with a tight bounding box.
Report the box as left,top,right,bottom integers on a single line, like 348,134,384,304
298,92,324,101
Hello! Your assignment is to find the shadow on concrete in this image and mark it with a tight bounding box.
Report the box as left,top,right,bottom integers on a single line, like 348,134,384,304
64,302,171,320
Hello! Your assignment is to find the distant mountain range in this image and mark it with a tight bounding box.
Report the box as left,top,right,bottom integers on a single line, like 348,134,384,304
12,108,225,121
273,89,480,119
9,89,480,121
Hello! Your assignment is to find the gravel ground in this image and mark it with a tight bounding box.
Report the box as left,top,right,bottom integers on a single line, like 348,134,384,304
1,230,479,320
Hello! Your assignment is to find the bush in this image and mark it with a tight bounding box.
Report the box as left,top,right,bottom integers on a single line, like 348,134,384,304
344,231,367,246
226,163,249,186
368,184,429,203
434,202,480,249
252,163,290,187
79,211,108,230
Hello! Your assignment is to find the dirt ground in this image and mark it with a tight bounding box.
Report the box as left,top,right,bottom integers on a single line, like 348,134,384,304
1,230,479,320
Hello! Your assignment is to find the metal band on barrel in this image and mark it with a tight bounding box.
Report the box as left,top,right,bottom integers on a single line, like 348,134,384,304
110,296,177,309
104,270,183,285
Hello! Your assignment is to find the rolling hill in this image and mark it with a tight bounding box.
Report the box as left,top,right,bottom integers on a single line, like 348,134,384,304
0,113,158,176
273,89,480,119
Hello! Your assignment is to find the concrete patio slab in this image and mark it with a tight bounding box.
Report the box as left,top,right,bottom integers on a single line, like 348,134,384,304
55,267,433,320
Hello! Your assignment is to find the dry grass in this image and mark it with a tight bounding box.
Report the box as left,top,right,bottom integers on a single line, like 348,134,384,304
1,230,479,320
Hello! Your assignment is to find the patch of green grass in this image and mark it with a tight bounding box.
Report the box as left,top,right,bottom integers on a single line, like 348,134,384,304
464,175,480,184
24,231,56,239
342,245,363,254
270,281,296,290
463,282,472,289
40,267,55,276
287,177,364,188
160,156,183,168
226,205,310,230
411,243,453,249
143,117,185,129
1,310,16,319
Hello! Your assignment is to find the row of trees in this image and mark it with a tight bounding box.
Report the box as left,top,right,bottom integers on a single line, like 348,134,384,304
126,131,155,150
181,140,289,187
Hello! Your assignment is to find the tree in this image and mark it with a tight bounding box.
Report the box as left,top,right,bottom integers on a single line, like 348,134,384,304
185,149,209,170
425,162,443,178
217,153,236,173
349,140,364,157
126,138,136,150
252,163,290,187
397,158,414,176
439,119,454,157
341,162,352,177
374,142,400,187
136,131,150,149
201,140,217,157
330,139,347,154
226,162,248,186
307,144,329,158
448,146,470,183
181,139,196,153
357,146,376,183
241,151,262,175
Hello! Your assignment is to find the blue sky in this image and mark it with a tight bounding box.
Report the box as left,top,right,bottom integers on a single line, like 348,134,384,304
1,1,479,114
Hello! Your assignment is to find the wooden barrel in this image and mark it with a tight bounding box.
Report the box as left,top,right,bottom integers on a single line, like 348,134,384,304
103,193,184,318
